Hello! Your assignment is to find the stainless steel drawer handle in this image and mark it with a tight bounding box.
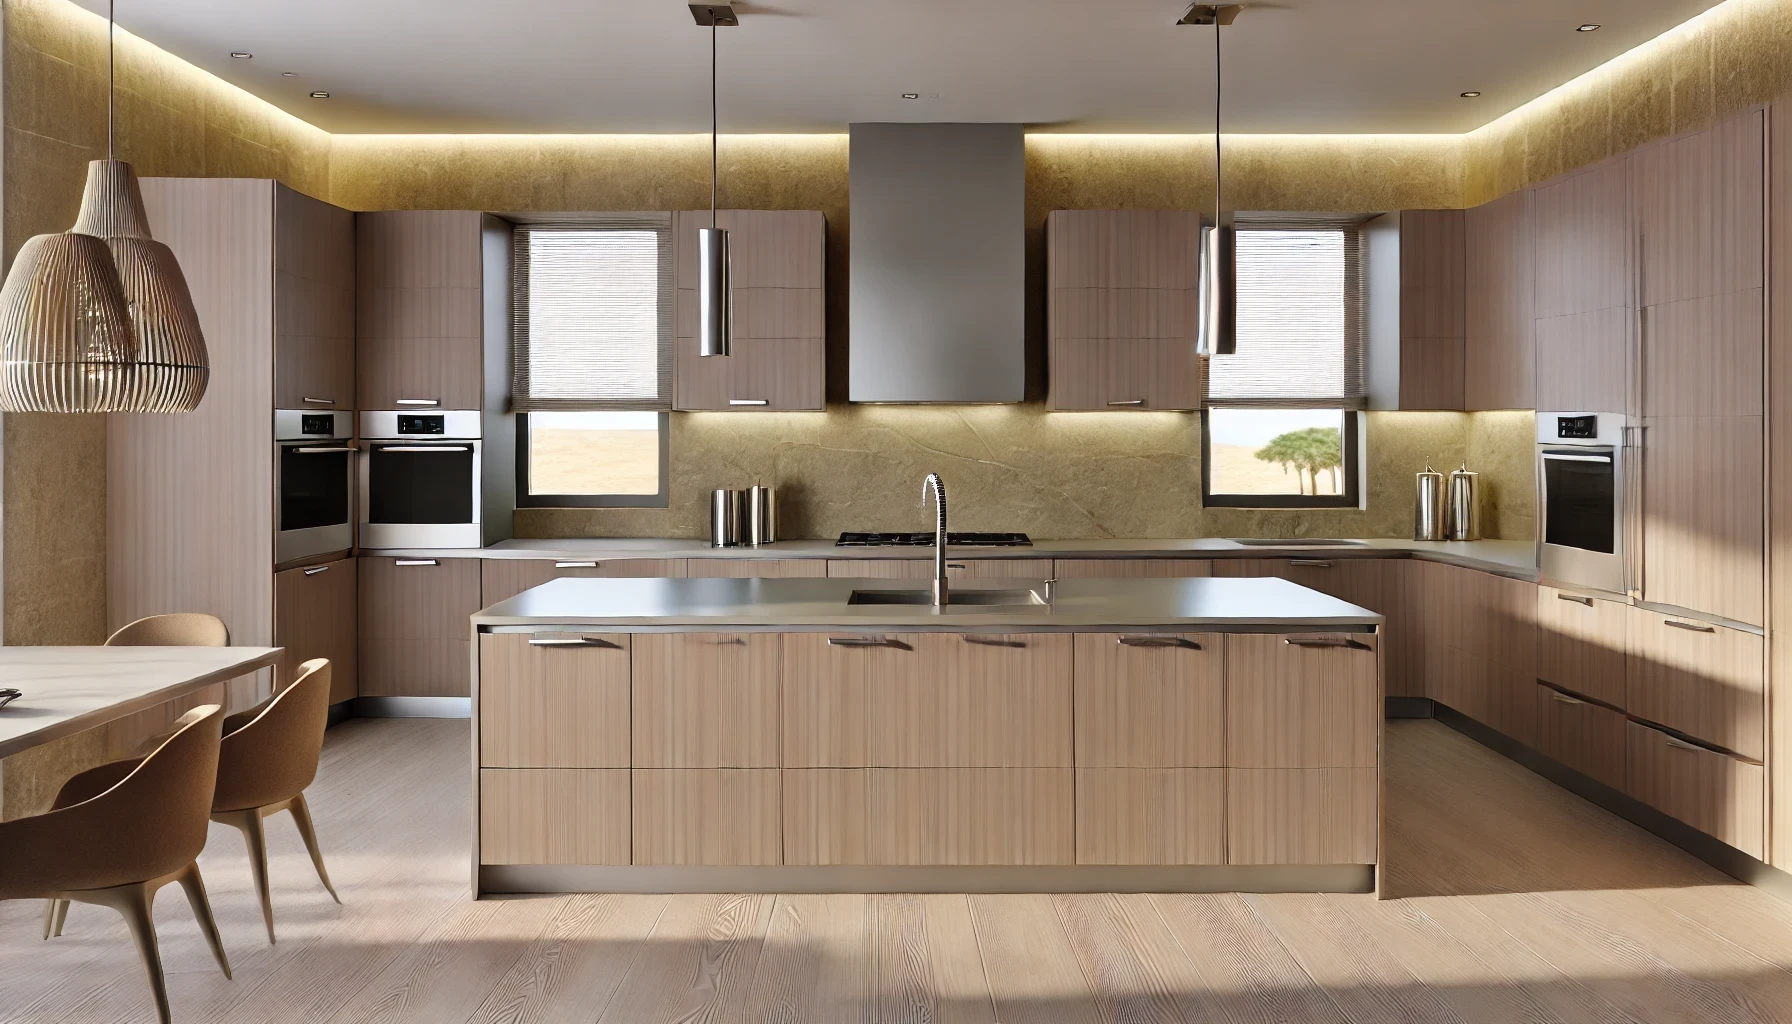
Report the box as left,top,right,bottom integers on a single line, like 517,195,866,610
379,446,471,453
827,636,910,649
947,563,968,570
294,446,355,454
1556,594,1595,606
963,636,1027,648
1663,736,1704,753
728,399,769,406
1288,559,1333,568
394,559,438,567
1664,619,1716,633
1549,691,1585,705
302,565,330,576
1118,636,1200,649
1284,637,1372,651
301,396,336,405
555,561,598,568
1107,399,1145,407
394,398,440,406
528,635,622,649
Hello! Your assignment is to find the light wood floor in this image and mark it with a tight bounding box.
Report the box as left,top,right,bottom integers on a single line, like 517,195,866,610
5,717,1792,1023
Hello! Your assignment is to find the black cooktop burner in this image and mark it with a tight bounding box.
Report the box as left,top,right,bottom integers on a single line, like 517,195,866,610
836,532,1033,548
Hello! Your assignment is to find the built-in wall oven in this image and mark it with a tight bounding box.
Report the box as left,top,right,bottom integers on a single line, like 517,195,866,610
1537,412,1628,595
359,410,485,549
276,410,356,565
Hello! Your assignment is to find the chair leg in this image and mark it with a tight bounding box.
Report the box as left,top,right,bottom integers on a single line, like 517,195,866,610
287,792,340,904
175,861,233,980
42,898,69,940
217,807,277,944
75,881,172,1024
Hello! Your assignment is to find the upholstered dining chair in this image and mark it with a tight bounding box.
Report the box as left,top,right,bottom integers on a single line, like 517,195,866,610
48,659,341,946
106,612,230,647
0,705,231,1024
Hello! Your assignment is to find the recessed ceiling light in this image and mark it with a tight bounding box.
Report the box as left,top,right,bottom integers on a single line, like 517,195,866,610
309,91,330,99
901,92,919,100
1460,91,1482,98
281,71,299,77
1577,23,1601,32
230,51,252,59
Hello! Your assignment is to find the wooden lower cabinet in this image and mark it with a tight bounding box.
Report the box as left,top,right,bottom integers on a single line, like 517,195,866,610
684,559,828,579
782,768,1074,866
633,633,780,768
1051,559,1211,578
359,556,481,698
632,769,781,865
477,632,630,768
1535,586,1628,707
1625,610,1765,760
480,558,687,605
1227,768,1378,865
826,558,1053,580
1533,684,1627,790
1217,558,1411,693
1226,633,1378,769
1075,768,1225,864
479,768,630,865
273,558,357,705
1073,633,1222,767
1625,722,1764,858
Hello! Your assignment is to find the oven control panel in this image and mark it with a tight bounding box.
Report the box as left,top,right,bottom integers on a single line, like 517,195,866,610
300,414,336,436
397,414,447,435
1555,414,1598,439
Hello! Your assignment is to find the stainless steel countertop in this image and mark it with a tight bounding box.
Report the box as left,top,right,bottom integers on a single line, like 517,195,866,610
471,575,1383,633
371,537,1539,581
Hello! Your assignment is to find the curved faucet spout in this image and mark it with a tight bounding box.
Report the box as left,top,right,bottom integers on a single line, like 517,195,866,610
922,473,948,608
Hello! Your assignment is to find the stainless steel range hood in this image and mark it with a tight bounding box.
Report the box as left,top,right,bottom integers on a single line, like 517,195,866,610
848,123,1025,403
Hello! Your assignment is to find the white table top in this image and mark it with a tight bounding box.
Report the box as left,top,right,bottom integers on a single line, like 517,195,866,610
0,646,282,759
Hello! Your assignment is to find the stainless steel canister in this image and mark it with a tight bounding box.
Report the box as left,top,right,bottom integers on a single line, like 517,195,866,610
748,485,777,546
1447,463,1482,542
710,488,745,547
1414,460,1446,541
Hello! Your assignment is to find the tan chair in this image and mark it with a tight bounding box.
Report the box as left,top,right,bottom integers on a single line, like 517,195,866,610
107,612,230,648
49,659,341,946
0,705,232,1024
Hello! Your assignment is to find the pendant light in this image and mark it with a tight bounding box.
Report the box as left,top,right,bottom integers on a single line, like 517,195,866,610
1182,3,1243,357
0,0,208,413
691,4,738,357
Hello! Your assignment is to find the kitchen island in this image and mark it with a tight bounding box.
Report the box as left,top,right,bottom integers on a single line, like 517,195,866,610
469,575,1384,896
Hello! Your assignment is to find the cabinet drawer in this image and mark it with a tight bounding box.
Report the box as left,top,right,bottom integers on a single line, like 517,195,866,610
1625,611,1764,759
684,559,828,579
1625,722,1764,858
1535,587,1627,707
633,633,779,768
632,769,781,865
480,558,686,605
1073,633,1223,767
1534,685,1626,790
360,556,480,697
274,558,357,705
1051,559,1211,579
782,632,1072,768
782,768,1073,866
1227,768,1378,865
1225,633,1379,769
479,768,630,865
1075,768,1225,865
825,559,1053,580
478,632,630,768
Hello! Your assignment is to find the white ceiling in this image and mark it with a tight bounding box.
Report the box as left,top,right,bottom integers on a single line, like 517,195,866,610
79,0,1723,134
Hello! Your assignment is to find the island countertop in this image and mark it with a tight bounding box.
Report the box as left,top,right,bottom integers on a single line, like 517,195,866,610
471,574,1382,632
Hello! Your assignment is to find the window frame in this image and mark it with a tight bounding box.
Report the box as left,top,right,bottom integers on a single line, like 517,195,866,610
1200,409,1363,510
514,410,671,509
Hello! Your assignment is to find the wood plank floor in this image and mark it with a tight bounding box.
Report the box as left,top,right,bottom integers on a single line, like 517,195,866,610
5,717,1792,1023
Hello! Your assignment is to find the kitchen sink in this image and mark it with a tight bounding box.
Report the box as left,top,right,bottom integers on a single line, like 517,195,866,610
847,588,1047,607
1233,538,1367,547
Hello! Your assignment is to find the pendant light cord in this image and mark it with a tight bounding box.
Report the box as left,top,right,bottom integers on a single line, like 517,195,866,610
1212,15,1221,225
107,0,115,161
711,21,719,230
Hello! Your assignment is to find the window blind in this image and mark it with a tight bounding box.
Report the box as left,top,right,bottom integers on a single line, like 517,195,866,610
511,215,673,412
1205,222,1367,409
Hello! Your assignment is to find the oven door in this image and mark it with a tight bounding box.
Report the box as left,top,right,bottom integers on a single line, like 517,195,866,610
276,442,355,564
1537,446,1624,594
359,440,483,549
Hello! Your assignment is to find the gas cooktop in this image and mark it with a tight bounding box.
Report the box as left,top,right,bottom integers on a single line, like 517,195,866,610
835,532,1033,548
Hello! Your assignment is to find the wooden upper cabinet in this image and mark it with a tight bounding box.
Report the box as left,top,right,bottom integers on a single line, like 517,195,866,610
1632,110,1765,308
274,186,355,411
1045,210,1203,411
1396,209,1466,410
673,210,825,411
1464,188,1536,410
356,210,486,410
1532,159,1631,413
273,558,357,705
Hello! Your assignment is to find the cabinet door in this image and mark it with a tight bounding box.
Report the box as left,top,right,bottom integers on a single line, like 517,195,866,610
632,632,780,768
1625,722,1764,858
479,558,686,605
273,558,357,705
782,768,1076,867
356,210,485,410
685,558,828,578
825,558,1053,580
633,769,781,865
1075,768,1225,865
479,768,630,865
1215,557,1411,694
358,556,481,697
274,186,355,411
1632,110,1765,308
1465,188,1536,410
1534,306,1629,415
1639,412,1763,625
1398,209,1466,410
1074,633,1222,767
1227,768,1377,865
673,210,825,411
1534,684,1626,790
1051,558,1211,578
1626,609,1764,760
1533,159,1630,320
1535,586,1627,707
1046,210,1203,411
1225,632,1378,769
478,631,630,768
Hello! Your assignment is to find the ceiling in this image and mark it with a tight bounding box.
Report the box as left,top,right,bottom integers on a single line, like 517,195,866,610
77,0,1723,135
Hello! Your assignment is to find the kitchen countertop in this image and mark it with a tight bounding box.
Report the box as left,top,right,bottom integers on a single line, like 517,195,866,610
471,575,1383,633
371,537,1538,580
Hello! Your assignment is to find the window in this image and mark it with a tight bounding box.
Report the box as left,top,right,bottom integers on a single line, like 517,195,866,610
1202,220,1366,509
511,218,673,507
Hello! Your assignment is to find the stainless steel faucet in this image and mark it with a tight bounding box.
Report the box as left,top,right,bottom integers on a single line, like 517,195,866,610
922,472,948,607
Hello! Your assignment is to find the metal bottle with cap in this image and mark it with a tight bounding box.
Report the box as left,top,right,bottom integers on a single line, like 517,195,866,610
1447,462,1482,541
1414,458,1446,541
